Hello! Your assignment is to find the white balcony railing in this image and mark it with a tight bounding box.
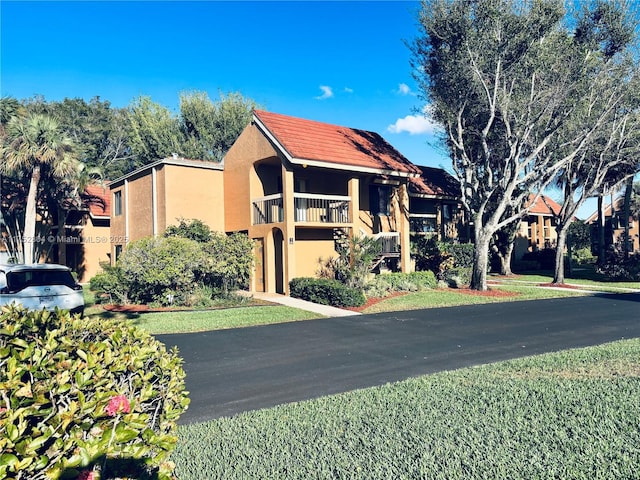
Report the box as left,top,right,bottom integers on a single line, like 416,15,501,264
294,193,351,223
252,194,283,225
252,193,351,225
373,232,400,255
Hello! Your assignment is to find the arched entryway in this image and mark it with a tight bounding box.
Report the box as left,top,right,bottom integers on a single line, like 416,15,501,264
272,227,285,294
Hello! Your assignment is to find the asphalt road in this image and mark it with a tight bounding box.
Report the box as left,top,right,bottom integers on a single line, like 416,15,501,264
157,293,640,424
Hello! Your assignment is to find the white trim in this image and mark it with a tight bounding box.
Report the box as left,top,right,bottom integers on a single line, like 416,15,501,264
253,193,284,202
110,157,223,186
409,192,458,200
293,193,350,201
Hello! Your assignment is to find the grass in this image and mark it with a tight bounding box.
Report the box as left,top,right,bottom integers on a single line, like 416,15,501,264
83,268,638,333
172,338,640,479
83,290,322,334
129,306,322,334
497,272,640,292
361,284,588,314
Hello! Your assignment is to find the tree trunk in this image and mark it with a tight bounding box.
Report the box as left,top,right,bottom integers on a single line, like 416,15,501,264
23,164,41,265
499,241,515,276
470,232,491,291
597,194,606,264
553,226,568,284
623,177,632,260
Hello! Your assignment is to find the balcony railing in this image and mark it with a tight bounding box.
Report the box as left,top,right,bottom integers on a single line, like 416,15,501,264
373,232,400,255
294,193,351,223
252,193,351,225
253,194,283,225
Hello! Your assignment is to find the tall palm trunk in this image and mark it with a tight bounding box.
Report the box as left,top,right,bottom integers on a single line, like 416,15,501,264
23,164,41,264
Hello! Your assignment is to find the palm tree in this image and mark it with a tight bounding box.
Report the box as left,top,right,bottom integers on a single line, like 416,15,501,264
0,114,79,264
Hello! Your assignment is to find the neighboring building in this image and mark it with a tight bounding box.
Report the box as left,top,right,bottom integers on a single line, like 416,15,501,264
108,157,225,262
1,185,111,283
64,185,112,283
407,166,468,242
584,196,640,254
223,110,422,294
513,195,562,260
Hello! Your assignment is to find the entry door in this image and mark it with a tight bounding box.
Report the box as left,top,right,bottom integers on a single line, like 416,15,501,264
253,238,265,293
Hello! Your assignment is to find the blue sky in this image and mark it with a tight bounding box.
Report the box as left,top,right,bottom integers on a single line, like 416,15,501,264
1,0,449,170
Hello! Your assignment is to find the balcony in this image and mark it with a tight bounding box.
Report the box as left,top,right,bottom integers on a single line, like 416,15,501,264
252,193,351,225
373,232,400,256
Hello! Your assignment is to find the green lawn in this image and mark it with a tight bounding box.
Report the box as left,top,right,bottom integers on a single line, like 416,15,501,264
361,284,588,314
495,271,640,292
84,271,639,333
172,338,640,479
130,306,322,334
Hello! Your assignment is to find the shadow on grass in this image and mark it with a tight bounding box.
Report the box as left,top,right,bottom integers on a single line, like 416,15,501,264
62,456,160,479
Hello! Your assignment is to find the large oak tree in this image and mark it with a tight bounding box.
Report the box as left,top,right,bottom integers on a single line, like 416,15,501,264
411,0,638,290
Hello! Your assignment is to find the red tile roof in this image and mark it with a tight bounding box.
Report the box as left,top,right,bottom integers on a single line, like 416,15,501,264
527,194,562,216
253,110,421,176
82,185,110,218
409,166,460,198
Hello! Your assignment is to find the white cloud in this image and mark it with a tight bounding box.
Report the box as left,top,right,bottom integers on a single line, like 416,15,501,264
396,83,413,96
344,87,354,93
315,85,334,100
387,111,439,135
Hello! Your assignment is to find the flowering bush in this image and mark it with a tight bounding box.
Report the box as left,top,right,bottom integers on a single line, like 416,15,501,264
0,306,189,479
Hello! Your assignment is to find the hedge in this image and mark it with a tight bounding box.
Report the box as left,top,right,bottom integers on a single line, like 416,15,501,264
0,307,189,479
289,278,366,308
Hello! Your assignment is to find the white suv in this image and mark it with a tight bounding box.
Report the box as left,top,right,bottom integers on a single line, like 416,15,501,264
0,263,84,316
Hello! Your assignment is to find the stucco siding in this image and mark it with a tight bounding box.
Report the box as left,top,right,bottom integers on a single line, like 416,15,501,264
164,164,225,233
224,124,281,232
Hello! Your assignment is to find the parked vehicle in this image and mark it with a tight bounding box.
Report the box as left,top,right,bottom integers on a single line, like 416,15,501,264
0,263,84,315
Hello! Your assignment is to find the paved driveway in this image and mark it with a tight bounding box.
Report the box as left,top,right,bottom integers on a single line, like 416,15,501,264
157,293,640,424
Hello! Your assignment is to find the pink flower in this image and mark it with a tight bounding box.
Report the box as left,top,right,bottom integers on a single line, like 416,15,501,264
105,395,130,416
77,470,98,480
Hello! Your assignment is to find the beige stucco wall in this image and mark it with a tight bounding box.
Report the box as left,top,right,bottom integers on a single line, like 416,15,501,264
163,164,225,233
78,218,111,283
294,228,337,278
109,185,126,262
127,174,154,243
224,124,281,232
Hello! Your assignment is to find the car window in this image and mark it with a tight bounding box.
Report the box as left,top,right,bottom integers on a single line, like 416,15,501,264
6,270,76,292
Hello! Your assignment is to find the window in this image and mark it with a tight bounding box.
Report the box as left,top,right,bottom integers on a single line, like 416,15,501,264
370,185,391,216
114,245,123,261
113,191,123,216
443,204,451,221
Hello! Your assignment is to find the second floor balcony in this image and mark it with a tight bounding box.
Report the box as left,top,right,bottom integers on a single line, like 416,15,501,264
252,193,352,226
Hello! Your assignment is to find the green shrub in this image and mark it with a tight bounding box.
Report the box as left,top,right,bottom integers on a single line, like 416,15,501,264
512,260,540,272
90,230,254,306
596,250,640,281
442,267,472,288
318,236,382,290
89,263,129,304
164,218,213,243
119,236,204,305
201,232,254,294
289,278,365,308
571,247,596,265
521,248,556,270
365,271,437,297
413,238,474,279
0,307,189,480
